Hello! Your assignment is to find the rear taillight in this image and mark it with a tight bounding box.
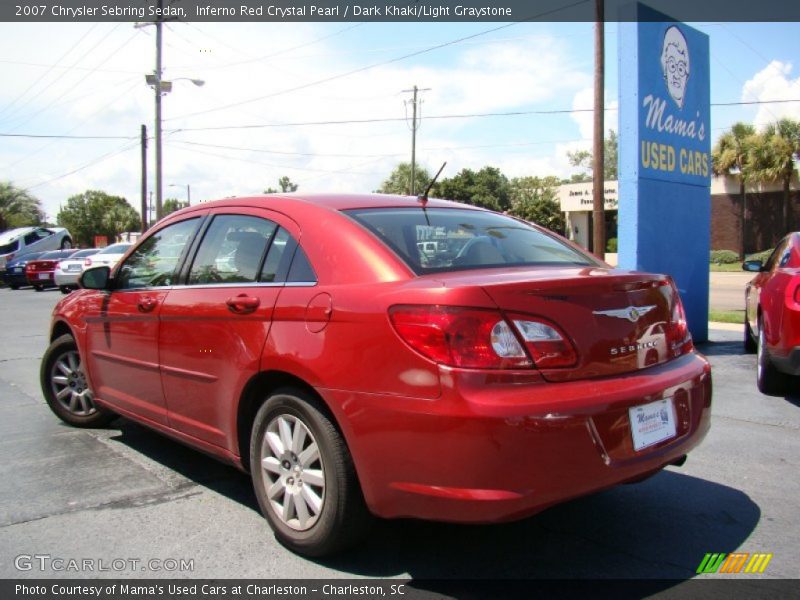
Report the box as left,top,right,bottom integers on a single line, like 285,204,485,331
84,258,92,267
509,316,578,368
666,281,693,357
389,305,532,369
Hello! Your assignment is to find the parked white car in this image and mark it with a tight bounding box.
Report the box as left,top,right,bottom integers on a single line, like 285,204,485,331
53,248,101,293
0,226,72,270
82,242,132,270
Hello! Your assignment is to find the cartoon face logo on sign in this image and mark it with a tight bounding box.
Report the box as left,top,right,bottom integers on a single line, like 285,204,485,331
660,26,690,109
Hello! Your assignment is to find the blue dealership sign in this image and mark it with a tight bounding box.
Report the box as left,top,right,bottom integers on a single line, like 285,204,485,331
638,21,711,186
619,5,711,341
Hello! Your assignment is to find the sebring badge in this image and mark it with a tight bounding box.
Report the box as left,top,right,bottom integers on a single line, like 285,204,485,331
593,305,657,323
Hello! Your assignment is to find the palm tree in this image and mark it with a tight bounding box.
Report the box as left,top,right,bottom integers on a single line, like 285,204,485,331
0,182,44,231
712,123,756,258
747,118,800,235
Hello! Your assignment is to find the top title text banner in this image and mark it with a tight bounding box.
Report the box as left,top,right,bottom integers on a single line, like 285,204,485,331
4,0,799,22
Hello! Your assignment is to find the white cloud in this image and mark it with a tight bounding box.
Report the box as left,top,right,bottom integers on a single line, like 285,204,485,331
742,60,800,129
0,23,594,220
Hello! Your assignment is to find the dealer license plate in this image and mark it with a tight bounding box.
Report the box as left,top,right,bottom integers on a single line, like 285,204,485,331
629,398,676,451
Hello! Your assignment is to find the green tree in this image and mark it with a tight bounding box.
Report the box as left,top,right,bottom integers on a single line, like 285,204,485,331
747,118,800,234
163,198,189,216
434,166,511,212
712,122,757,258
377,162,432,196
567,129,618,181
507,175,565,234
0,182,44,231
264,176,299,194
57,190,140,247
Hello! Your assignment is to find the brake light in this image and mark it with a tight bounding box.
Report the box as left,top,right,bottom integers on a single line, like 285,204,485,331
84,258,92,267
510,316,578,368
389,305,532,369
666,281,693,357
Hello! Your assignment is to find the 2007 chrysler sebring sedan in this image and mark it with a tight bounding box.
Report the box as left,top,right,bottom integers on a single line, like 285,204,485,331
41,194,711,556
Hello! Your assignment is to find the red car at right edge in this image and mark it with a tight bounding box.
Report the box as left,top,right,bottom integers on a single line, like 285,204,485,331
744,232,800,394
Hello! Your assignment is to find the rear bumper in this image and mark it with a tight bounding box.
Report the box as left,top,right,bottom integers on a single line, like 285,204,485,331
320,352,711,523
54,271,80,287
26,273,55,287
2,270,28,287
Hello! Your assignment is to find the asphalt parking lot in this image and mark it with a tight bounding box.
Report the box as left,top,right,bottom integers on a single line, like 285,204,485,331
0,285,798,585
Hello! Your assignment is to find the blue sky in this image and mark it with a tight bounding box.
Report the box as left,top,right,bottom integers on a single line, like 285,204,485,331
0,20,798,222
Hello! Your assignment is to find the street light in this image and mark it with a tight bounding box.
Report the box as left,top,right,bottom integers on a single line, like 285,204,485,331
146,73,204,222
168,183,191,205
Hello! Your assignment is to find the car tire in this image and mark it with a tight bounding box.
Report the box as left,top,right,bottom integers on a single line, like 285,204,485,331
33,285,43,291
756,321,787,396
61,237,72,249
250,387,371,557
744,319,757,354
40,334,116,427
59,286,71,294
9,284,19,290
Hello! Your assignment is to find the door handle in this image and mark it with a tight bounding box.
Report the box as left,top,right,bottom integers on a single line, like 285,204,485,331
226,294,260,314
138,296,157,312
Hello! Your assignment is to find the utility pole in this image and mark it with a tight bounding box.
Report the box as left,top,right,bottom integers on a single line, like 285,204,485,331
402,85,430,195
140,124,148,232
592,0,606,259
154,0,164,222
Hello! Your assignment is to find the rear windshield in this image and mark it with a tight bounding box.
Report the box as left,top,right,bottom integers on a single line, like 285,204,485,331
344,207,596,274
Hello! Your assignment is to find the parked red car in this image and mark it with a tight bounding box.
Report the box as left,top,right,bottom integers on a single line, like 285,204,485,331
744,232,800,394
41,194,712,556
25,249,77,291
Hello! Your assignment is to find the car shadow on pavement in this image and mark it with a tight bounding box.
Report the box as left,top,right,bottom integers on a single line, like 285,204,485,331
106,419,760,583
319,470,760,584
695,339,747,357
107,419,259,510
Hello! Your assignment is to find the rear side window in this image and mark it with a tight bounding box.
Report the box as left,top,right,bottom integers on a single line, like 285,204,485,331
345,208,595,274
0,240,19,254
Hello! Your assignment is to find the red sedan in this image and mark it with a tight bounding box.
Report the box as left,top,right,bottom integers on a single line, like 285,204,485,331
744,232,800,394
25,249,78,291
40,194,711,556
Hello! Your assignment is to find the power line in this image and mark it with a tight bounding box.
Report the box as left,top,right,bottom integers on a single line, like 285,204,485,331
0,133,137,139
166,1,588,122
20,141,140,191
167,98,799,133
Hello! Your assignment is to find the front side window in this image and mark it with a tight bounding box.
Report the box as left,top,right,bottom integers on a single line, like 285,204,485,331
116,218,200,289
189,215,276,284
345,208,597,274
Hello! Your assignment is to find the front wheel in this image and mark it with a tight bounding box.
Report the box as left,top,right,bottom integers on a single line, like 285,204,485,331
41,334,116,427
250,388,371,557
756,322,787,396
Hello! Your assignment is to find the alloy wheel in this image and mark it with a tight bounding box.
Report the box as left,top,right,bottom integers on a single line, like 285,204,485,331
49,349,96,416
260,413,326,531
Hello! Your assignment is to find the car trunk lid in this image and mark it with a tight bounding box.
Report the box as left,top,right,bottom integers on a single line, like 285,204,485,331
432,266,691,382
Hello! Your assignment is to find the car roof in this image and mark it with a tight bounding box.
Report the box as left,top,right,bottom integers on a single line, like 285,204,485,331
0,227,36,243
166,193,482,220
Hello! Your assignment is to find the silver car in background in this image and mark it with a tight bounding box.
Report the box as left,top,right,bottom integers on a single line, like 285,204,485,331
53,248,101,293
0,226,72,270
82,242,132,270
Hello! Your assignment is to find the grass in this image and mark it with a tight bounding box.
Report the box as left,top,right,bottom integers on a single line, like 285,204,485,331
709,309,745,324
710,262,744,272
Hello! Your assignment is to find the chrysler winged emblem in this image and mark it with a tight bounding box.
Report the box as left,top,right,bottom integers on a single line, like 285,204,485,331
593,305,656,323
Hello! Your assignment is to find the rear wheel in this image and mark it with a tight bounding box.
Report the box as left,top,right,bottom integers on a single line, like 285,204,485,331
61,237,72,249
756,321,787,396
41,334,116,427
9,284,19,290
59,286,71,294
33,284,43,291
250,388,370,557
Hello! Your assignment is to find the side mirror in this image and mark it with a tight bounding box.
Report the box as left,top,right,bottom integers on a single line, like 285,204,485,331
742,260,764,273
80,266,112,290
